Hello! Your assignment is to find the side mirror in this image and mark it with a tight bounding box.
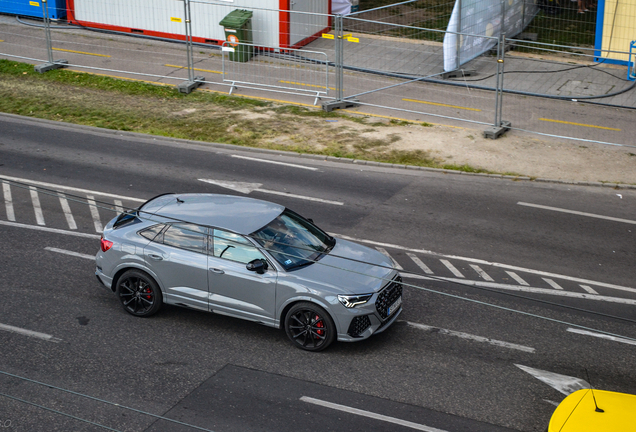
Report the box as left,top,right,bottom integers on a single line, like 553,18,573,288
246,259,268,274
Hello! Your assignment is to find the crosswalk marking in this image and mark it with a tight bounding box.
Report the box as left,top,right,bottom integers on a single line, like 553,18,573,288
29,186,45,226
114,199,124,214
2,181,15,222
580,285,599,295
470,264,494,281
542,278,563,290
376,247,403,270
407,253,434,274
505,271,529,286
57,193,77,230
86,195,103,233
440,259,464,278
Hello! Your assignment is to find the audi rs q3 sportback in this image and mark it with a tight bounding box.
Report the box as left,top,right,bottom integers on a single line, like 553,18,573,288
95,193,403,351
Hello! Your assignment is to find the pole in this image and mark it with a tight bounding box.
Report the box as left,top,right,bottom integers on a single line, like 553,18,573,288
34,0,68,73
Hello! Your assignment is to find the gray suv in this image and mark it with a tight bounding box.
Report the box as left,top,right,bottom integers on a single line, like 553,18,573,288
95,193,403,351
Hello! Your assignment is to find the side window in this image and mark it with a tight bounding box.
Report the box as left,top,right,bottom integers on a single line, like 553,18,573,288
139,224,166,241
162,223,208,254
212,229,266,264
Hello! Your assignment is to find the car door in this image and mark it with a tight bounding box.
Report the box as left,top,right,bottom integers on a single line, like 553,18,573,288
207,229,277,324
143,223,209,311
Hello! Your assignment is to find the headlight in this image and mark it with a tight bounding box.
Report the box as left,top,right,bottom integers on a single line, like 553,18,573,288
338,294,373,308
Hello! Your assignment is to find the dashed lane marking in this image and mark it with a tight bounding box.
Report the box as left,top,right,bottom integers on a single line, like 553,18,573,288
566,328,636,346
470,264,494,281
406,321,535,353
231,155,319,171
403,98,482,112
29,186,45,226
580,285,599,295
440,259,464,278
543,278,564,290
114,200,124,214
52,47,111,58
506,271,529,286
376,247,403,270
538,118,621,131
57,192,77,230
86,195,103,233
407,252,434,274
45,247,95,260
164,64,222,74
0,323,62,343
0,220,101,239
2,180,15,222
518,202,636,225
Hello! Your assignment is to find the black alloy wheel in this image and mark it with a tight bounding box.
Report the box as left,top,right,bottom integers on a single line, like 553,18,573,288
116,270,163,317
284,302,335,352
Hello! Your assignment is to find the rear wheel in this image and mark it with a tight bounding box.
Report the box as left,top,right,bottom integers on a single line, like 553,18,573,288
284,302,335,352
116,270,162,317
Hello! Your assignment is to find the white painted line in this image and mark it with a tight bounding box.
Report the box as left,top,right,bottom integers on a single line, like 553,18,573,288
45,247,95,260
516,364,589,396
518,202,636,225
231,154,319,171
2,180,15,221
57,193,77,230
376,247,403,270
400,273,636,306
470,264,494,281
407,253,433,274
407,322,535,353
86,195,103,233
300,396,447,432
440,259,464,278
0,323,62,343
257,188,344,206
580,285,598,295
29,187,45,226
543,278,563,290
506,271,529,286
0,175,145,202
0,220,101,239
566,328,636,346
333,234,636,296
114,199,124,214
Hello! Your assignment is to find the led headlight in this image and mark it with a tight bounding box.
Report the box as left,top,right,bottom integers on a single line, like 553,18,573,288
338,294,373,308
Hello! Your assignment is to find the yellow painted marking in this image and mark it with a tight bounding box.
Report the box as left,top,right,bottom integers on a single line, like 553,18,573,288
322,34,335,40
29,1,39,6
171,17,182,23
346,37,359,43
343,34,352,38
0,40,4,42
52,48,110,58
539,118,621,131
403,98,481,112
165,64,222,74
279,80,335,91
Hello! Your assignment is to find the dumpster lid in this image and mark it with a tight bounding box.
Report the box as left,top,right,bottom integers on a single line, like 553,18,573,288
219,9,253,28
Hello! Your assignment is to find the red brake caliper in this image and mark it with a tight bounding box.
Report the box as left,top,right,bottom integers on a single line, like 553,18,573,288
145,288,152,300
315,315,324,336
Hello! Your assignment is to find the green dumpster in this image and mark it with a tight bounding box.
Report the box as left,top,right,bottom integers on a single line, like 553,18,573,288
220,9,254,62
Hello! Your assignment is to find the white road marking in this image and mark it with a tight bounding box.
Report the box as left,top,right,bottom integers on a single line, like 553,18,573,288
231,154,318,171
580,285,598,295
2,180,15,221
334,234,636,296
543,400,560,407
543,278,564,290
86,195,103,233
0,220,101,239
407,253,434,274
470,264,494,281
300,396,448,432
376,247,403,270
198,179,344,206
515,364,590,396
566,328,636,346
29,187,45,225
0,175,145,202
440,259,464,278
506,271,529,286
45,247,95,260
0,323,62,343
518,202,636,225
57,193,77,230
407,322,535,353
114,199,124,214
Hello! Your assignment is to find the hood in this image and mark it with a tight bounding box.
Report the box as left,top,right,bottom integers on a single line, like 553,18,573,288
290,238,396,294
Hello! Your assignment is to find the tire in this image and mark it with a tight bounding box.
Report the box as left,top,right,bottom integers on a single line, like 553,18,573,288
116,270,163,317
284,302,336,352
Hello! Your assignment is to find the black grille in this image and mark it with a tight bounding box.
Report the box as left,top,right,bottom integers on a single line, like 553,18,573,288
347,315,372,338
375,276,403,320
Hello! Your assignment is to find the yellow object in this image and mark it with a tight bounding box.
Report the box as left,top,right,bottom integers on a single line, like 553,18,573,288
29,1,39,6
171,17,182,23
322,34,334,40
600,0,636,63
548,389,636,432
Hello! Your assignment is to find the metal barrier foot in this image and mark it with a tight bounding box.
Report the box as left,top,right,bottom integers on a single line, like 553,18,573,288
442,69,477,79
34,59,68,74
483,120,511,139
177,76,206,94
322,99,360,112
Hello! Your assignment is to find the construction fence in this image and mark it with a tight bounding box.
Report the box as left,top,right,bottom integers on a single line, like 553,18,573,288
0,0,634,147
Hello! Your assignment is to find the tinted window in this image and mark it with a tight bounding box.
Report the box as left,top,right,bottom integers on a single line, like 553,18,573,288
212,229,265,264
162,224,208,254
139,224,166,241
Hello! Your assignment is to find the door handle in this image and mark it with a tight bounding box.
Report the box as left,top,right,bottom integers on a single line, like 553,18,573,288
209,268,225,274
148,254,163,261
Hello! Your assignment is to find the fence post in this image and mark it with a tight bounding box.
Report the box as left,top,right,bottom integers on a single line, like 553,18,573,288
177,0,205,94
484,32,511,139
322,14,358,112
455,0,462,71
34,0,68,73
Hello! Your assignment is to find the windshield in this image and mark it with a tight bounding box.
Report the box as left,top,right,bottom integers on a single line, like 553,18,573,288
251,210,335,270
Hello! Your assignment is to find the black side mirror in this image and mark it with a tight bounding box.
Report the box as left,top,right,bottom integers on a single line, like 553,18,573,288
246,259,268,274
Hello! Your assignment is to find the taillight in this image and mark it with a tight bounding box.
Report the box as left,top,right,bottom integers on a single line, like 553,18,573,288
100,236,113,252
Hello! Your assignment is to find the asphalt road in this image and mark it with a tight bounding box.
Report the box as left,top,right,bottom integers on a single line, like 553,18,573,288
0,114,635,432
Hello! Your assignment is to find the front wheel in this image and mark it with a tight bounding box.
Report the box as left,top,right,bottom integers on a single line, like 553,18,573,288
116,270,163,317
284,302,336,352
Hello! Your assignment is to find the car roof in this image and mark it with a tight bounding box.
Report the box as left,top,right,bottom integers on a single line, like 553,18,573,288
139,193,285,235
